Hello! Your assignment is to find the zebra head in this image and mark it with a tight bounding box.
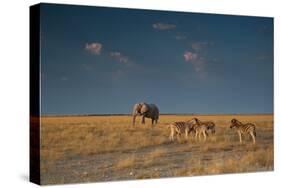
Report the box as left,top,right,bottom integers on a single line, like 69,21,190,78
189,118,199,128
230,119,237,129
192,118,199,124
189,118,197,123
207,123,216,134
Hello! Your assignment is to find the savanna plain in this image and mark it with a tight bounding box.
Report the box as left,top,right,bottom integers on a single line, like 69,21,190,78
40,114,273,184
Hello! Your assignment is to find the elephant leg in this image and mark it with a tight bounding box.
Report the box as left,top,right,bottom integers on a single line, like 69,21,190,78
132,114,137,126
141,116,145,124
150,119,154,129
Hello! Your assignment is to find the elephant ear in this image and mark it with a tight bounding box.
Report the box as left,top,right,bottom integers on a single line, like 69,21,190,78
140,103,149,114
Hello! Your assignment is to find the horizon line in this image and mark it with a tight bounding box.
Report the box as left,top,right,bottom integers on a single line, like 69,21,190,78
39,113,274,117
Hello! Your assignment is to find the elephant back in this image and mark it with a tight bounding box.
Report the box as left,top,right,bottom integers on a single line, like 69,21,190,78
149,104,159,117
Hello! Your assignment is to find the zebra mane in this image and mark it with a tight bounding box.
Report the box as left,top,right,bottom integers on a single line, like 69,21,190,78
235,120,243,125
189,118,198,124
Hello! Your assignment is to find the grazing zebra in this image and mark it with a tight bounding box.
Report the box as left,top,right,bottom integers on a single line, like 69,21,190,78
169,118,197,142
230,118,256,144
193,118,216,142
194,125,208,141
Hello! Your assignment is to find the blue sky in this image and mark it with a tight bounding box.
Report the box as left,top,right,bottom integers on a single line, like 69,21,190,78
40,3,273,115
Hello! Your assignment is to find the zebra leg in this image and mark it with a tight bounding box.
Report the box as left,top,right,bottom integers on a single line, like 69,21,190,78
250,132,256,144
185,129,188,141
169,127,174,141
238,132,242,143
198,132,201,142
177,133,181,142
169,133,173,141
203,131,207,142
195,131,198,141
205,131,209,137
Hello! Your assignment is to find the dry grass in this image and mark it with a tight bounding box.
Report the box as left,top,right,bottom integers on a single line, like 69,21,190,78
143,148,168,167
40,114,273,184
116,156,136,170
174,144,273,177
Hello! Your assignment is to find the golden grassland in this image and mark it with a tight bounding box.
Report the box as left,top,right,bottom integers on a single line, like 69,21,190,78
40,114,273,184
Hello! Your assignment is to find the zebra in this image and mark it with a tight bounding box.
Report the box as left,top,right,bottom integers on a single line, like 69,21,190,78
193,118,216,142
168,118,197,142
230,118,256,144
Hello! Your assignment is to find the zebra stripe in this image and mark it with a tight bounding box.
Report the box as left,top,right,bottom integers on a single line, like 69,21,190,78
230,118,256,144
169,119,196,142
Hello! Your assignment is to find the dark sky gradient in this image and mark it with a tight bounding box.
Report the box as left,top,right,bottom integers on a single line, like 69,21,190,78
40,3,273,115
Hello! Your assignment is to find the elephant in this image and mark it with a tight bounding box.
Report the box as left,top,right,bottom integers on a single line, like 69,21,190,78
132,102,159,126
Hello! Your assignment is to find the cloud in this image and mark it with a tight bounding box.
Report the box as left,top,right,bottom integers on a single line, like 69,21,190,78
191,42,208,51
152,22,176,30
192,58,205,73
183,51,198,62
109,52,132,66
85,42,102,55
183,51,207,78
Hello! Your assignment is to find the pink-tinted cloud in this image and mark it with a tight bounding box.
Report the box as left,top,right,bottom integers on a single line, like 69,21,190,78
109,52,131,65
183,51,198,62
85,42,102,55
152,22,176,30
183,51,207,78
